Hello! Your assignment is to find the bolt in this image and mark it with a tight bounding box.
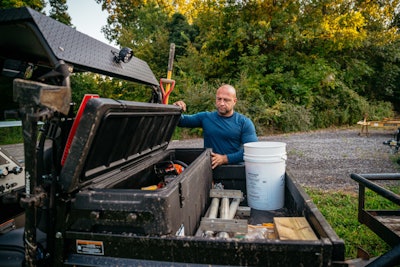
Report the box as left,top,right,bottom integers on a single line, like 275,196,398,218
127,213,138,222
55,232,62,239
90,211,100,220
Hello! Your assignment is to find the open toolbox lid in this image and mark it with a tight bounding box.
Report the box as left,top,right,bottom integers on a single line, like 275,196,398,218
0,7,158,87
60,97,182,193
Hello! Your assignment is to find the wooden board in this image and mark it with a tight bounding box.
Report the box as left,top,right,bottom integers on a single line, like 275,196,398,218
370,122,400,127
367,119,400,128
199,218,248,233
274,217,318,241
209,189,243,199
376,215,400,237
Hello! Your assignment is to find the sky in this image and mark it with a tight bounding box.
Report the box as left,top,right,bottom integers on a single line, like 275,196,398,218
47,0,115,46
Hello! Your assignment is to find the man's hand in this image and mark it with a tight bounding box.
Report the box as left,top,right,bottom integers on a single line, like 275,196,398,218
211,152,228,169
173,100,186,112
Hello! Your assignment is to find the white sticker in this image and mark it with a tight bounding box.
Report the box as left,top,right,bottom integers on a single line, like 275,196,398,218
76,239,104,255
176,224,185,236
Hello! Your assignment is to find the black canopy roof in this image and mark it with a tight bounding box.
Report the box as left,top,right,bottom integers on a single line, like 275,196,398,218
0,7,159,87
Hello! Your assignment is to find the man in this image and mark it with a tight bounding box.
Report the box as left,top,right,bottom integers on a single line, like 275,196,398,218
174,84,258,169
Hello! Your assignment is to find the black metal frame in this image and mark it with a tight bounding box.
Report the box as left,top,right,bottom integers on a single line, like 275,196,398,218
350,173,400,266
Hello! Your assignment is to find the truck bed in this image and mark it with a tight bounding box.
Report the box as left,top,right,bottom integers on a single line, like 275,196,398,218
61,164,345,267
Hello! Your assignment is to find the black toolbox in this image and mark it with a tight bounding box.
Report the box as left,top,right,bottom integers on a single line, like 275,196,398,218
59,97,213,237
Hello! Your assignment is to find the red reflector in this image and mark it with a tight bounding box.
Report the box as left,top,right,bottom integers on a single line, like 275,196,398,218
61,94,99,166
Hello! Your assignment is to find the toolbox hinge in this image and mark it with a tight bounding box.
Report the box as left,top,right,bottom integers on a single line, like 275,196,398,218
178,182,184,208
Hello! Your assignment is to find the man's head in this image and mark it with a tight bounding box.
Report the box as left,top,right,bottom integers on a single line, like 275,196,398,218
215,84,237,117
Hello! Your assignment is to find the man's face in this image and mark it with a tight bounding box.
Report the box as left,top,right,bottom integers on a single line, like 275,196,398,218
215,87,237,117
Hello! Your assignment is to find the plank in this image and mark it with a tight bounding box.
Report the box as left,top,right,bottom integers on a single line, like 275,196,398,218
274,217,318,241
375,216,400,236
199,218,248,233
209,189,243,199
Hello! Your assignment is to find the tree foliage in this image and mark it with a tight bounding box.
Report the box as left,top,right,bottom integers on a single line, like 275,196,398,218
2,0,399,134
87,0,400,134
48,0,71,25
0,0,45,10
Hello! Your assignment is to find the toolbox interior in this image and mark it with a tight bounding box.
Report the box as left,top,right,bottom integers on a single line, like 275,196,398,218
97,148,207,190
68,147,213,236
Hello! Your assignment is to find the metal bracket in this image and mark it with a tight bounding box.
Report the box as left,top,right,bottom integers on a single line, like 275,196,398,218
13,68,71,267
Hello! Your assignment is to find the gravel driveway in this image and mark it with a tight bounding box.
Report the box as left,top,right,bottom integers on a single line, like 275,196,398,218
4,127,399,191
169,127,400,191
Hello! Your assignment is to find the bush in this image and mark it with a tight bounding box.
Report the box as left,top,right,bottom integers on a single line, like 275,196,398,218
266,102,313,133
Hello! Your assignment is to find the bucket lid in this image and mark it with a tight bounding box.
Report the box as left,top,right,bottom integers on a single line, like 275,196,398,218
244,141,286,149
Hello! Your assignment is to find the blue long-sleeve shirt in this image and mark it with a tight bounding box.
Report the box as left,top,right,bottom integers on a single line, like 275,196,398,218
178,111,258,164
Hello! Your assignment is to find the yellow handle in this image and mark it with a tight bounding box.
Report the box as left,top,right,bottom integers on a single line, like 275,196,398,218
141,185,158,190
164,43,175,104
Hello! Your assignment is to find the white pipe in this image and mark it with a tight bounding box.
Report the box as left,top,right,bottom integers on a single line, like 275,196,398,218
228,198,241,219
209,197,220,219
217,197,230,238
219,197,229,219
205,197,220,237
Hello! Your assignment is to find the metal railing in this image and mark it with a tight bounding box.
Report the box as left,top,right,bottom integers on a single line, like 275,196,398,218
350,173,400,267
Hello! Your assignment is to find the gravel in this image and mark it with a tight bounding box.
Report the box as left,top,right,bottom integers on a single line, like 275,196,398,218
169,127,400,191
4,127,399,192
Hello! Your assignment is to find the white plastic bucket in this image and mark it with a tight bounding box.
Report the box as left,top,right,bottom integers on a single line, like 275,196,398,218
243,142,287,210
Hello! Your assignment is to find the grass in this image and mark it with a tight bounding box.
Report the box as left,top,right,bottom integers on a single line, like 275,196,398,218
306,186,400,260
0,127,23,145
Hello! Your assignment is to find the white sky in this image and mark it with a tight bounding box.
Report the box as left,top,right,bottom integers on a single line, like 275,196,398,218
47,0,114,46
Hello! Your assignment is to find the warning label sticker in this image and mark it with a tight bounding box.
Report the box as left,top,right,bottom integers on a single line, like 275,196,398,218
76,239,104,255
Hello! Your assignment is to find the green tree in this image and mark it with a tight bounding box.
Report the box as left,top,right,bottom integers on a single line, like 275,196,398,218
96,0,170,77
167,13,199,57
37,0,400,133
0,0,45,10
96,0,199,79
48,0,71,25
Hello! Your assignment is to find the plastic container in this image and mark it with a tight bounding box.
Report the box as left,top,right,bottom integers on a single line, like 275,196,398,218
244,142,287,210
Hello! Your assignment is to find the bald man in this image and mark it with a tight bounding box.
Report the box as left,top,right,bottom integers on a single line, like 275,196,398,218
174,84,258,169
